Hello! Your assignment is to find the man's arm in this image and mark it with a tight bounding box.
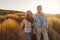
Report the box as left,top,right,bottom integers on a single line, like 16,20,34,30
44,15,48,32
43,14,48,28
45,16,48,28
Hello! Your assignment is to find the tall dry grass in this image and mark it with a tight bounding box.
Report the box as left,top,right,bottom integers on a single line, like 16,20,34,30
0,18,21,40
0,13,60,40
0,13,26,40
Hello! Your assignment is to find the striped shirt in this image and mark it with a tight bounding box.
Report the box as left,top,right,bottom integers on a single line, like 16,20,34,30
24,19,32,33
34,13,48,28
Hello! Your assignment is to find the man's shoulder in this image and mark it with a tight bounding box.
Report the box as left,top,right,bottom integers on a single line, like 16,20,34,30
34,13,39,16
43,13,47,17
34,14,37,17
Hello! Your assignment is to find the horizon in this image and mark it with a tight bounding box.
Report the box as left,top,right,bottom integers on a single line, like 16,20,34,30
0,0,60,14
0,9,60,14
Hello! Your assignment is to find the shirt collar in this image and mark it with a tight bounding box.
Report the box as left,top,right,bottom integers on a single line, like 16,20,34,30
37,13,44,16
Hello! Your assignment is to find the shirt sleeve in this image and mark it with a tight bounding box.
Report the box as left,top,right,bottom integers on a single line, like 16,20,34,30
43,14,48,28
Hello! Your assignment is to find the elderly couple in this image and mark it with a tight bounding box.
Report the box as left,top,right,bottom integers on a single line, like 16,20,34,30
24,5,49,40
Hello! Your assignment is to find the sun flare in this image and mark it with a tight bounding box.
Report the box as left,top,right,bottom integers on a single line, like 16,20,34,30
28,0,59,14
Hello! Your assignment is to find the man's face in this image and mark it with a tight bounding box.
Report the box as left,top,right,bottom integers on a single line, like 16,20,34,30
37,6,42,13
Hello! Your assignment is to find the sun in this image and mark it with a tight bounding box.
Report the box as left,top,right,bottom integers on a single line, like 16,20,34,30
42,2,59,14
30,0,59,14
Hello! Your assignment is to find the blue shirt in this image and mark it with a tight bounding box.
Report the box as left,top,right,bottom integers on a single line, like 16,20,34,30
34,13,48,28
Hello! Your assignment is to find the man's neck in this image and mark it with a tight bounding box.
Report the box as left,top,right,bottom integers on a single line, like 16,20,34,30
38,12,43,16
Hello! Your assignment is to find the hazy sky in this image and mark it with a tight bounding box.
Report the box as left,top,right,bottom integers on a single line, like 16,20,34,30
0,0,60,14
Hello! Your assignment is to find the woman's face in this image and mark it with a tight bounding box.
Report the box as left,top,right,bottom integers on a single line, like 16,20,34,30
26,11,32,18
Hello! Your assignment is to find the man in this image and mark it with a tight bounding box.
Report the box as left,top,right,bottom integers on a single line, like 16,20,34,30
34,5,49,40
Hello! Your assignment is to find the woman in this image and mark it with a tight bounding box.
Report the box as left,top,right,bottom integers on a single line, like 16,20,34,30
24,10,33,40
24,10,37,40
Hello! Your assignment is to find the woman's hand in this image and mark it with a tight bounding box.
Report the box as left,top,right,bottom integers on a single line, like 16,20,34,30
46,28,49,32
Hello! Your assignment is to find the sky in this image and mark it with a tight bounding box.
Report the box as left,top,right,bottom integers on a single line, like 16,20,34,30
0,0,60,14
